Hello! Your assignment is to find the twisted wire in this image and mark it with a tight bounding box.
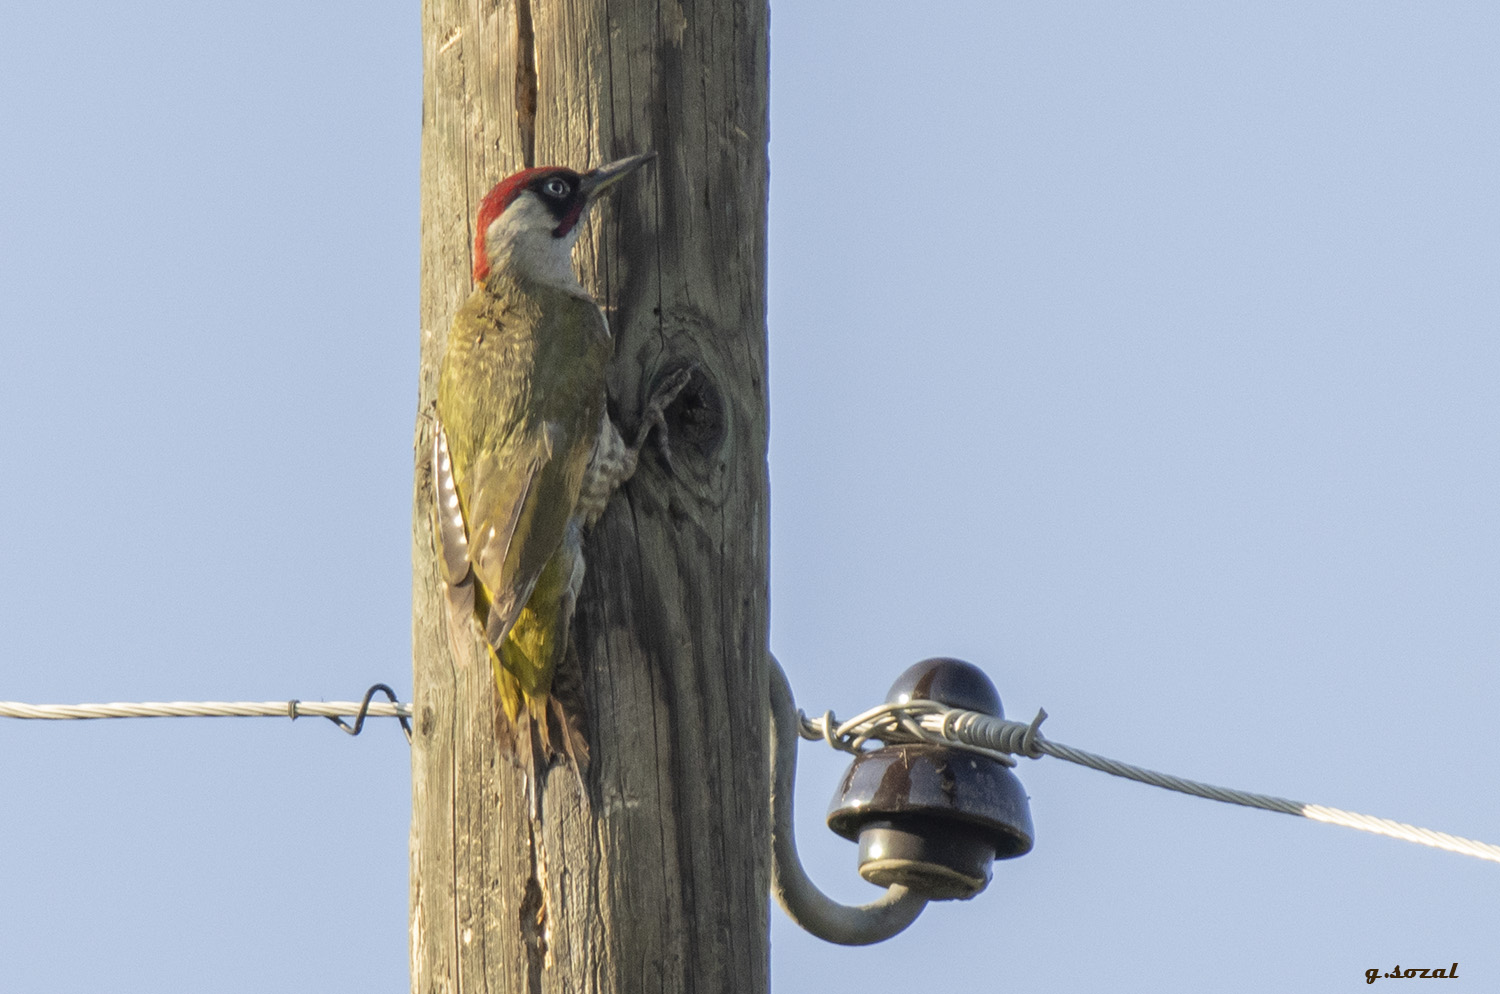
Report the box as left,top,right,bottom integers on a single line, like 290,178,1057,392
0,691,413,744
0,699,410,720
799,702,1500,866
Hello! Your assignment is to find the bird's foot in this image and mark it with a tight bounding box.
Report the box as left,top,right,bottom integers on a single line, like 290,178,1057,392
631,365,696,470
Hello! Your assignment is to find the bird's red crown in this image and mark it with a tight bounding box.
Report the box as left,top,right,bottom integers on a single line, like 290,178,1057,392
472,167,586,282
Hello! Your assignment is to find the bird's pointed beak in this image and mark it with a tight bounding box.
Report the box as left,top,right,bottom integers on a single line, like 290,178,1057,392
579,152,657,200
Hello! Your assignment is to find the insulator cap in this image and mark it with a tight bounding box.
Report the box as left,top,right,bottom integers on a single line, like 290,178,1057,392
885,656,1005,717
826,659,1034,901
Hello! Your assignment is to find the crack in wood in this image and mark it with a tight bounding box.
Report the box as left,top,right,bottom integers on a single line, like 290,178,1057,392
514,0,538,169
521,818,549,992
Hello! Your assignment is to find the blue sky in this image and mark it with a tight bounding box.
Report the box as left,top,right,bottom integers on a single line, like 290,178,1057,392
2,1,1497,991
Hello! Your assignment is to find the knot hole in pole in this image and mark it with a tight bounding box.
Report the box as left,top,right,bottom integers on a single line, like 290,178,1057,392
655,360,726,465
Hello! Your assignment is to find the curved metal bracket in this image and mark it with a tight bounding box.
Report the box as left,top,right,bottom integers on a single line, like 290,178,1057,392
769,656,928,945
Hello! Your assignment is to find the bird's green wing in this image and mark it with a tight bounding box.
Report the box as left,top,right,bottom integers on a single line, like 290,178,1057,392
462,419,591,649
434,277,612,658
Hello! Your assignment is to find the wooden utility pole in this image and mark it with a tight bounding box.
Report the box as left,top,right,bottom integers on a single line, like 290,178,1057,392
410,0,770,991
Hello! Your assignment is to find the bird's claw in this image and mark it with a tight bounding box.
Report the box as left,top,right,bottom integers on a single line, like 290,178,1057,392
634,365,696,470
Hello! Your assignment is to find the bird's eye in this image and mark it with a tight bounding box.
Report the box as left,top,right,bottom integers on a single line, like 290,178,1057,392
543,178,570,198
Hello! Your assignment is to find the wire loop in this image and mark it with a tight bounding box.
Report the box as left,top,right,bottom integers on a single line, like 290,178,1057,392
323,684,413,743
796,699,1020,767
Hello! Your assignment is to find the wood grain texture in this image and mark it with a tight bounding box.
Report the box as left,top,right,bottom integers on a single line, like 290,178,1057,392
411,0,770,991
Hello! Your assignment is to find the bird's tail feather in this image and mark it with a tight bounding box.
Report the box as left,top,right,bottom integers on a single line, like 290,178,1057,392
487,643,589,813
546,642,591,779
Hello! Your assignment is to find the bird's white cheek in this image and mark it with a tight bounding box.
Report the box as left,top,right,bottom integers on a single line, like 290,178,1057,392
485,196,585,289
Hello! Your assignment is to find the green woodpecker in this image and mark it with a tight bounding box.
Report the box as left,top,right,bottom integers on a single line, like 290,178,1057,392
434,153,683,774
